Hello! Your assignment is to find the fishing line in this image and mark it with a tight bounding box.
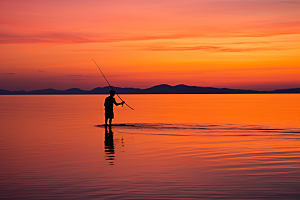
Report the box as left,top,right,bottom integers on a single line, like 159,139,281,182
122,105,125,125
92,59,134,110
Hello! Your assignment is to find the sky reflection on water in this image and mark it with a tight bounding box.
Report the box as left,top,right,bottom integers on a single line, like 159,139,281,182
0,94,299,199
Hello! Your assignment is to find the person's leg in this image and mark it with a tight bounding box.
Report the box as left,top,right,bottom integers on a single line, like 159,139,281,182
105,118,108,126
109,118,112,126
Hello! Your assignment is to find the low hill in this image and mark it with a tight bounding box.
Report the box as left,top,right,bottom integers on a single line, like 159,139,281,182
0,84,299,95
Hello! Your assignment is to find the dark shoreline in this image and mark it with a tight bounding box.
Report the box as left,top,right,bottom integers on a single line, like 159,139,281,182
1,84,299,95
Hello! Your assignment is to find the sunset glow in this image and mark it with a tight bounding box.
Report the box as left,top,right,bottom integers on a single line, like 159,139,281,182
1,0,299,91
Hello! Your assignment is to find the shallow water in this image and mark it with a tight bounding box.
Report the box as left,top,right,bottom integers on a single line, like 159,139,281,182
0,94,299,199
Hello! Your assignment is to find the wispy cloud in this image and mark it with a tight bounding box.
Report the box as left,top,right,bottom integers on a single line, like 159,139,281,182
0,29,299,45
0,32,95,45
143,45,291,52
0,32,197,45
3,73,15,75
66,75,83,77
68,49,110,52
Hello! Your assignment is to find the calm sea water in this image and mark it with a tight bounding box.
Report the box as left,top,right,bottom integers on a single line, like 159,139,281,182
0,94,299,199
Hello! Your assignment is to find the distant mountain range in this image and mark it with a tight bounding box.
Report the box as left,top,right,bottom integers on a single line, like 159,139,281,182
0,84,299,95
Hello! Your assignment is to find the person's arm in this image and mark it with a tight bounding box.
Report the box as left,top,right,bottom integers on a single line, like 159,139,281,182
116,101,125,106
113,98,125,106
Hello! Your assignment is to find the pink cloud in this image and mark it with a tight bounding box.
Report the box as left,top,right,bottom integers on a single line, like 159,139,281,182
1,0,299,46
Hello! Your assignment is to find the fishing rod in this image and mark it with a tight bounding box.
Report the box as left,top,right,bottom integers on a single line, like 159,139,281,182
92,59,134,110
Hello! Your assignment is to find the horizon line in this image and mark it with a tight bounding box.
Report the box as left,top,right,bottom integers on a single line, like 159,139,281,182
1,84,300,93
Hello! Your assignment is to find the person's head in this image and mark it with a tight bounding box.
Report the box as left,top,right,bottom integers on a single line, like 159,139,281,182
109,90,116,96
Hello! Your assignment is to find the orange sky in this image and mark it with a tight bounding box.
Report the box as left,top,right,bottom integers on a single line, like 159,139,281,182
0,0,299,91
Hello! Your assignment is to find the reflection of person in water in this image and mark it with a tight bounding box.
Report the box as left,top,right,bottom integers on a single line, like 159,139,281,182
105,126,114,165
104,90,124,126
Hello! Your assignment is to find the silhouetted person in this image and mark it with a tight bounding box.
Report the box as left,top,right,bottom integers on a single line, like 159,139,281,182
104,90,124,126
105,126,114,165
